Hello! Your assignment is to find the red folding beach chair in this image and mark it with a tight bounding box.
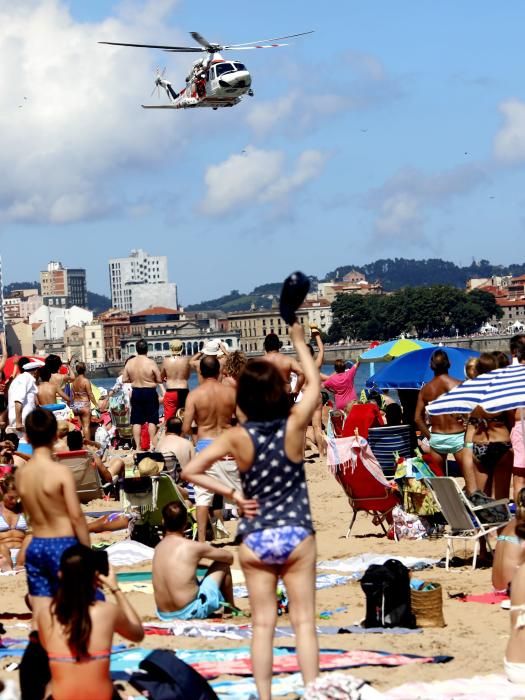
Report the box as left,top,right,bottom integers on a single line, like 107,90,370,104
327,430,400,537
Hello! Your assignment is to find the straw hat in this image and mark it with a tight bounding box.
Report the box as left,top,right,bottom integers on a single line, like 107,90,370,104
170,339,183,355
137,457,162,477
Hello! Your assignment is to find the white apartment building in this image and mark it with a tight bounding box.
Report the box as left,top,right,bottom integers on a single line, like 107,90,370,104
84,323,105,365
109,249,178,314
29,305,93,341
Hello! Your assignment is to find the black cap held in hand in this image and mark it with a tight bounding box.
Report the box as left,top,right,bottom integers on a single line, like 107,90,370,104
279,271,310,326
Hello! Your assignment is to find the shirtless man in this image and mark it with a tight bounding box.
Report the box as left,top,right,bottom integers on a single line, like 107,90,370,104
156,417,195,471
182,355,240,541
263,333,305,399
122,338,162,448
45,354,74,402
37,366,70,408
190,340,230,384
414,349,477,493
161,340,191,422
15,408,90,615
153,501,236,620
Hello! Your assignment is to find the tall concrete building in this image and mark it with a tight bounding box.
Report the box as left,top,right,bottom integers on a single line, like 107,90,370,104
40,261,87,308
108,249,178,314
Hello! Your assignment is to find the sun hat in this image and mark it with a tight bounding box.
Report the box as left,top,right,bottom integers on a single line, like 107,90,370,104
23,360,45,371
137,457,162,477
202,340,220,356
170,340,183,355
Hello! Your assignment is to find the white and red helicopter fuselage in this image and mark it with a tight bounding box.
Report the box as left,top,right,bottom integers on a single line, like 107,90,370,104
147,55,253,110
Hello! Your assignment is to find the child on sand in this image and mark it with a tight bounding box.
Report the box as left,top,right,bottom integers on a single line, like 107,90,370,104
183,321,320,700
152,501,237,620
15,408,91,614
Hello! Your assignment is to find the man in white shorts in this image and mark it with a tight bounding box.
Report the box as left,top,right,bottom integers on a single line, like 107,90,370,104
182,355,241,541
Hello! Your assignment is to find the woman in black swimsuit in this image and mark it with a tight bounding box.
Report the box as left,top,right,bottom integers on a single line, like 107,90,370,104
466,353,513,499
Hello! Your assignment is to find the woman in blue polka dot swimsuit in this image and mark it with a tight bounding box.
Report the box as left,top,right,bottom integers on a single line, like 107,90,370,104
184,321,320,700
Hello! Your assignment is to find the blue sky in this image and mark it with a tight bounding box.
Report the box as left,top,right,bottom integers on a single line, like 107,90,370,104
1,0,525,304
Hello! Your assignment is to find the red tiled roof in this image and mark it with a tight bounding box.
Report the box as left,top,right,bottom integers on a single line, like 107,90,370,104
131,306,179,316
497,298,525,307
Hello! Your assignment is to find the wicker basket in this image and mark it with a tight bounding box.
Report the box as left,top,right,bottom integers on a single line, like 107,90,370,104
411,582,445,628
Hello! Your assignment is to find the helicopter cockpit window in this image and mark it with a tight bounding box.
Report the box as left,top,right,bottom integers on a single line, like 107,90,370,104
233,63,246,71
215,62,236,77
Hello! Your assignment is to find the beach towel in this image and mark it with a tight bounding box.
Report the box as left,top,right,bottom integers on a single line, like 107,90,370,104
106,540,154,566
111,646,451,681
384,673,525,699
234,573,350,599
192,648,451,679
457,591,509,604
212,673,383,699
142,622,365,640
317,554,437,578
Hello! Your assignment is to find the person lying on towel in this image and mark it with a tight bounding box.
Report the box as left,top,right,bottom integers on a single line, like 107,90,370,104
152,501,238,620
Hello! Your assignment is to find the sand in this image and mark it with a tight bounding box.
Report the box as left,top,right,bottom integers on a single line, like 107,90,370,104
0,458,511,695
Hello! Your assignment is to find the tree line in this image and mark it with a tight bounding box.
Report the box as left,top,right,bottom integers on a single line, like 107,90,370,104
328,286,502,342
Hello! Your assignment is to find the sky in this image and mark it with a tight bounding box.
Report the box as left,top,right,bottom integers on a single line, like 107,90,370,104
1,0,525,305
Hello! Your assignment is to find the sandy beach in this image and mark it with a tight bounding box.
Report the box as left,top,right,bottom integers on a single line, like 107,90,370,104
0,456,510,696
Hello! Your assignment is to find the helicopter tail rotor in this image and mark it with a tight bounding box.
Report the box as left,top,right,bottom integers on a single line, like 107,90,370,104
150,67,168,99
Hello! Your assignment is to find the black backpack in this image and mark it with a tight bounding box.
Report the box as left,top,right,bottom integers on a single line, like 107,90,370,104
360,559,416,628
129,649,219,700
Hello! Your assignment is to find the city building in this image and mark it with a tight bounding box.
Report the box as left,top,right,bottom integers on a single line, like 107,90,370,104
228,307,310,354
29,304,93,342
108,249,178,314
40,261,87,308
317,271,383,303
120,306,239,359
298,299,333,335
466,275,513,292
2,289,42,324
97,309,130,362
84,323,105,365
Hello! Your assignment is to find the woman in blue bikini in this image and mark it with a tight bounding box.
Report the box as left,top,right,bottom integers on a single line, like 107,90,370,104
183,321,320,700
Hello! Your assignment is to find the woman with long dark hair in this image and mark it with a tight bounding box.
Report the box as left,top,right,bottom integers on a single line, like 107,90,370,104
36,544,143,700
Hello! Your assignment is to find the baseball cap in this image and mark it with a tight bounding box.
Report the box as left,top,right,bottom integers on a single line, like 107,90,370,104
203,340,220,356
170,340,183,355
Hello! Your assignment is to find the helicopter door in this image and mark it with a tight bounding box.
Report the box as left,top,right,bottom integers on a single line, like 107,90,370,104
208,66,218,94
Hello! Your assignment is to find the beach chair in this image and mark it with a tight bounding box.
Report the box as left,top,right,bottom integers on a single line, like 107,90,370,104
424,476,511,570
55,450,103,504
121,472,197,540
368,424,412,479
326,431,400,537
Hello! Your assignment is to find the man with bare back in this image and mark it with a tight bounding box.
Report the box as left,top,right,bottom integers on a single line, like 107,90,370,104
263,333,304,401
122,339,162,448
414,349,476,492
182,355,240,541
161,340,191,422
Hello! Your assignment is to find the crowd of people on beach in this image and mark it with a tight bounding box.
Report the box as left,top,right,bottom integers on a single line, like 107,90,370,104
2,321,525,699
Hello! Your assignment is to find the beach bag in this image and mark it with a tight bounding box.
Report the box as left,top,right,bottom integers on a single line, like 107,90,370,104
410,581,446,628
360,559,416,628
129,649,218,700
392,505,428,540
130,518,162,548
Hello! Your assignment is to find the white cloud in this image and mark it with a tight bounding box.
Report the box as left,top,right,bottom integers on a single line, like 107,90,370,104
245,51,401,137
0,0,189,225
200,147,326,216
375,192,423,239
494,99,525,163
366,164,488,239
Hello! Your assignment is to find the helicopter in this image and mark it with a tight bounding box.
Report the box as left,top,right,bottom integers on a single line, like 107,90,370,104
99,31,313,111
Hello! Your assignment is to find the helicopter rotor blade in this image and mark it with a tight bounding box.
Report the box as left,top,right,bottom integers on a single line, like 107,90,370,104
223,30,314,49
226,43,288,50
190,32,216,50
99,40,204,53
